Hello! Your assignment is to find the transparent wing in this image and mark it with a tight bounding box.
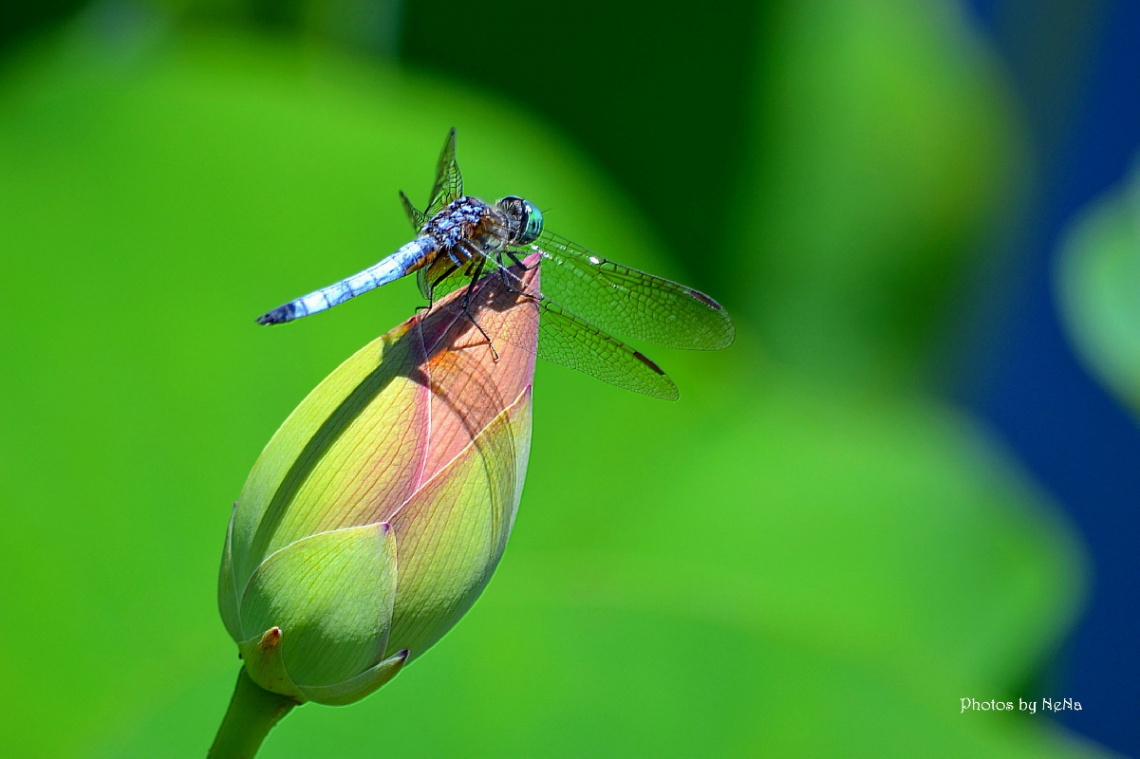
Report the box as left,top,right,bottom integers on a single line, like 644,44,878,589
425,127,463,218
512,231,735,351
416,254,470,302
399,190,427,230
533,298,678,400
465,260,679,400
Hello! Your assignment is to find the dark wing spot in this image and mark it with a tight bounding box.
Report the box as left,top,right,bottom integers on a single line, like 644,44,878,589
687,289,723,310
633,350,666,375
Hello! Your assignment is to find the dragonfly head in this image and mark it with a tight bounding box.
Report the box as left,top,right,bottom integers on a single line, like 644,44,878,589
496,195,543,245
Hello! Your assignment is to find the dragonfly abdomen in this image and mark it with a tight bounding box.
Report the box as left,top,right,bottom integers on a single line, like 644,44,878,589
257,238,433,325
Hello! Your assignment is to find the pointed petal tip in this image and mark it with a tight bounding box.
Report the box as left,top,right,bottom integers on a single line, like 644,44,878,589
239,627,306,703
258,627,282,651
298,648,410,706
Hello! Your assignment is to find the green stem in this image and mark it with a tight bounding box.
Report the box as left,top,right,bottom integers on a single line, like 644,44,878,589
209,667,298,759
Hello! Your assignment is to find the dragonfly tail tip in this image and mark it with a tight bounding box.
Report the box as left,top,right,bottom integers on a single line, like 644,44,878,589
256,306,291,326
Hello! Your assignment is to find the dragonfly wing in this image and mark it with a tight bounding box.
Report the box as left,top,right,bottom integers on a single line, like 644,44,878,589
425,128,464,218
513,232,735,350
400,190,427,230
534,298,679,400
467,263,679,400
417,254,469,301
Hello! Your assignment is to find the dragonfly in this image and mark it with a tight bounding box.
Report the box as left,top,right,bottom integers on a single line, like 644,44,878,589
257,129,735,400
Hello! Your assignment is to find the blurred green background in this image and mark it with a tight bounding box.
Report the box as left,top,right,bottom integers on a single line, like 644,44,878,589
2,0,1136,756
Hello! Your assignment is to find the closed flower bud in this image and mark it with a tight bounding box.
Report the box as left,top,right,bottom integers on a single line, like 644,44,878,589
218,264,539,705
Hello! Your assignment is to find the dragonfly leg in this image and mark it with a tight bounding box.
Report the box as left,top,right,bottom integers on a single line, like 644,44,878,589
422,262,459,311
456,251,500,362
467,316,499,361
461,256,486,310
493,252,542,305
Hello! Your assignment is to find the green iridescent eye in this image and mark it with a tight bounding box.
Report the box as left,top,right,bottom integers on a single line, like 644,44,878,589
520,200,543,244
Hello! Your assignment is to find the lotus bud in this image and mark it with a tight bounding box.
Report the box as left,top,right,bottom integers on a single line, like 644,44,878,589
218,261,539,705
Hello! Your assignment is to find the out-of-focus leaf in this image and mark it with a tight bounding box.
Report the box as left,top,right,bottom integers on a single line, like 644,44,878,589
732,0,1023,385
1058,158,1140,417
399,0,759,291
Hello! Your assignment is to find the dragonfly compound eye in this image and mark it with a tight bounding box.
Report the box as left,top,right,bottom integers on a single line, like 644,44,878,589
498,195,543,244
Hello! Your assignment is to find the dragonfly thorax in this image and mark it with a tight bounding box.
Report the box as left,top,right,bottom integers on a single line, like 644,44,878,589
421,195,542,256
421,196,496,248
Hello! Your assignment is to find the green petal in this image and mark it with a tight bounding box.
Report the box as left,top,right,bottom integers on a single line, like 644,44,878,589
386,391,533,659
238,627,305,703
238,522,398,688
230,326,429,588
298,649,409,706
217,504,243,643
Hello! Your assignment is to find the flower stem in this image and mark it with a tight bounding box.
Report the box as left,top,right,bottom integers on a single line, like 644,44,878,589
209,667,298,759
